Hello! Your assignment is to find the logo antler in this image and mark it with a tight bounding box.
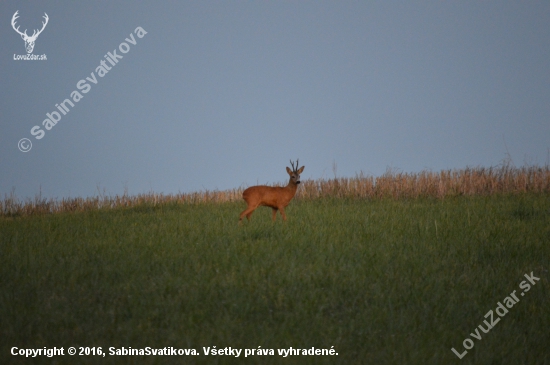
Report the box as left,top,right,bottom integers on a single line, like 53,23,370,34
12,11,49,54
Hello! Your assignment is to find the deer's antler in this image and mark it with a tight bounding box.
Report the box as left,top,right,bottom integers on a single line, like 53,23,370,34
289,159,300,173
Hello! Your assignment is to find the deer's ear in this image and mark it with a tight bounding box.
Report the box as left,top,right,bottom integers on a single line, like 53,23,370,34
297,166,305,174
286,167,293,175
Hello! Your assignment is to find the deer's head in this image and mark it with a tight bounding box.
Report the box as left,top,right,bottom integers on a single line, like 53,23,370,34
12,11,49,54
287,159,305,185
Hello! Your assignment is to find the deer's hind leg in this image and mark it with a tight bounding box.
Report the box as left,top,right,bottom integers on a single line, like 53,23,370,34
239,204,257,223
272,208,278,221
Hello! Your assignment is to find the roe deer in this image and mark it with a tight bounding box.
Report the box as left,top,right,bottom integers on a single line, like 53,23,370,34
239,160,305,223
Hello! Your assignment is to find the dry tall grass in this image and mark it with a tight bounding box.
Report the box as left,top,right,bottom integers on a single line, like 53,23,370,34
2,164,549,217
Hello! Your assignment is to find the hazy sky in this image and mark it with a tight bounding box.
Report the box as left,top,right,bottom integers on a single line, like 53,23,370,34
1,1,549,200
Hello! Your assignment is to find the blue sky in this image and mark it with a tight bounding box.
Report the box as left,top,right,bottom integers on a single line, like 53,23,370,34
1,1,549,200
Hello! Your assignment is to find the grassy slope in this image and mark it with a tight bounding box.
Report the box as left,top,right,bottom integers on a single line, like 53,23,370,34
1,194,549,364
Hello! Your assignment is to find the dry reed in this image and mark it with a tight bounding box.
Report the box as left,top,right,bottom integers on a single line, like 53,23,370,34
2,164,549,217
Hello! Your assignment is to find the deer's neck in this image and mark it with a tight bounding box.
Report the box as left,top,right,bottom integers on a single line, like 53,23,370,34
285,181,298,195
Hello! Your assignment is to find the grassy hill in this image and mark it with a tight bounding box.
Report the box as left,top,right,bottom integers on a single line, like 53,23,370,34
1,192,549,364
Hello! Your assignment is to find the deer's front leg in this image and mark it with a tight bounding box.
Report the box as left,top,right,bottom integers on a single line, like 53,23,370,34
278,206,287,221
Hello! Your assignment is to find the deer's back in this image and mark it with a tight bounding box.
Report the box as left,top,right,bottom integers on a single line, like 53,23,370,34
243,186,294,208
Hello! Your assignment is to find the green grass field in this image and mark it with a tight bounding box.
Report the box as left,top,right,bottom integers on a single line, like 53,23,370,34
1,193,549,364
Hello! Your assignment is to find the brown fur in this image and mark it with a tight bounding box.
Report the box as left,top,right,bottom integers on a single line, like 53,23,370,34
239,162,304,223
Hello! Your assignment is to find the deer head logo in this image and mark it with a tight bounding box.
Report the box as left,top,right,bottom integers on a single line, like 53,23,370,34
11,11,49,54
